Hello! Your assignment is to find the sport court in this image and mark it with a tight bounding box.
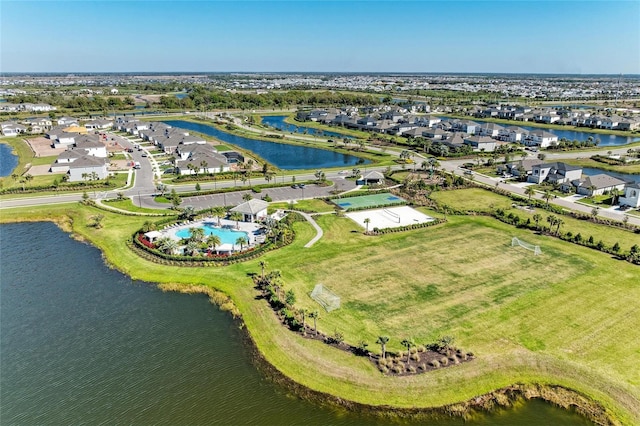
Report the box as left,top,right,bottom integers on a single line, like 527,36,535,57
333,193,405,210
346,206,435,230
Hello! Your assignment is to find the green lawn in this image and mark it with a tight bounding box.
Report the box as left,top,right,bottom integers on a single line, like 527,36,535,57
1,201,639,424
102,198,176,215
430,187,640,251
562,158,640,174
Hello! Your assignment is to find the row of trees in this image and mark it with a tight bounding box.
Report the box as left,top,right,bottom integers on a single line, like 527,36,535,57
159,89,381,111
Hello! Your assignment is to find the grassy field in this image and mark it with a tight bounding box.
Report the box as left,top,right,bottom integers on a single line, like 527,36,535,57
430,188,640,250
1,201,639,424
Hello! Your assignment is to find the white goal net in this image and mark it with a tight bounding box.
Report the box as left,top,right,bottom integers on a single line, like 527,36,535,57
382,208,400,223
310,284,341,312
511,237,542,255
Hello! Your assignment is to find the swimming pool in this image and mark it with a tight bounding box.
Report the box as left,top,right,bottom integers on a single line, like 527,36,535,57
176,225,249,245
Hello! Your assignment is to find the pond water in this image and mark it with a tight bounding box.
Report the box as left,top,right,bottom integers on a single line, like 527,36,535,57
163,120,369,170
0,222,594,425
261,115,353,139
0,143,18,177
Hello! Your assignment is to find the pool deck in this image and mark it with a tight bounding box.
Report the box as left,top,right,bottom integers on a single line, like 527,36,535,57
161,218,263,252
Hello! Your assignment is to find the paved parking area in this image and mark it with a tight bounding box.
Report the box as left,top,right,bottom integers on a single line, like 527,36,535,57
25,137,65,157
179,181,357,210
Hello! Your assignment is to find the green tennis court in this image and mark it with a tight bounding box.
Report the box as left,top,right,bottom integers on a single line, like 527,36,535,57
333,193,405,210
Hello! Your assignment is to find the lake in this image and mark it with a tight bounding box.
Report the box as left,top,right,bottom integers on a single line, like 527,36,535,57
261,115,353,139
438,117,639,147
163,120,369,170
0,222,593,425
0,143,18,177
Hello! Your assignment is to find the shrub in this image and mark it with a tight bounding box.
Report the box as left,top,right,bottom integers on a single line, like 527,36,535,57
393,364,404,374
419,363,427,371
407,365,417,373
429,360,441,368
379,366,389,374
410,353,420,361
440,357,449,366
416,345,425,352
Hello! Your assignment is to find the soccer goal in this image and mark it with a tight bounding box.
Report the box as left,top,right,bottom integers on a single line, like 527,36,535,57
511,237,542,255
310,284,341,312
382,208,400,223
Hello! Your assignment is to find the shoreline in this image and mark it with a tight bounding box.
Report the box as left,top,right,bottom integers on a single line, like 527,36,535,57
0,211,635,425
160,278,615,425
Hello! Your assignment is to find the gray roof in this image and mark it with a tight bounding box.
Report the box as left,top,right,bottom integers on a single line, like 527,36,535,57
577,174,628,189
230,199,269,215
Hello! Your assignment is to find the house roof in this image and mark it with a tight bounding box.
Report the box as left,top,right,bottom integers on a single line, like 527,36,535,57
363,171,385,180
576,174,628,189
535,162,581,172
230,199,269,215
68,154,108,169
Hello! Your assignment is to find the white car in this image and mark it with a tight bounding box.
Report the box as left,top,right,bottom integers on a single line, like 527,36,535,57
338,170,349,175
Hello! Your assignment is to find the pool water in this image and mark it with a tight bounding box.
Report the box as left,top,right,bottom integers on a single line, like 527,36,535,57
176,225,248,245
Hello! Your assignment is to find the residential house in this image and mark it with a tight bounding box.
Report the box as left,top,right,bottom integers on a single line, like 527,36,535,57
566,174,628,196
450,119,479,135
497,126,527,142
463,135,497,152
0,121,27,136
74,135,107,158
422,128,449,140
84,119,114,130
56,117,79,126
68,155,109,181
522,129,558,148
53,132,78,148
619,182,640,208
528,162,582,184
478,123,504,138
497,159,544,178
175,144,229,175
534,110,560,124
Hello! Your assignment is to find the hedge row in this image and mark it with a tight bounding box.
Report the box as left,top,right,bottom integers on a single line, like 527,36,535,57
0,180,118,195
370,218,447,234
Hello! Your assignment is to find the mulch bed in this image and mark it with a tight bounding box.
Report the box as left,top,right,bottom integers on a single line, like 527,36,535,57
295,325,474,376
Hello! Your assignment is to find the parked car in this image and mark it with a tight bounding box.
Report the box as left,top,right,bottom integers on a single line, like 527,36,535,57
141,153,147,157
127,148,134,153
291,184,298,188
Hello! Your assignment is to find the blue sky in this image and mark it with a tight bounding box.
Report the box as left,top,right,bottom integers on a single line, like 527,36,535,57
1,1,638,74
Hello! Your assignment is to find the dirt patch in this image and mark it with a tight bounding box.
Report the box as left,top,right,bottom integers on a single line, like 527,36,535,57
26,137,65,157
109,160,132,171
28,164,63,176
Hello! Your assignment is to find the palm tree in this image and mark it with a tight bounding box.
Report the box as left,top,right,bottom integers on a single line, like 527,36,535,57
206,234,221,254
543,190,552,207
555,218,565,235
363,218,371,233
185,240,200,256
235,236,248,251
400,338,415,362
591,207,600,218
157,237,178,255
259,260,268,280
188,226,205,243
610,188,621,205
309,310,319,336
533,213,542,230
525,186,536,201
211,206,226,226
546,215,558,232
230,211,243,229
299,308,308,335
242,193,253,201
376,336,390,359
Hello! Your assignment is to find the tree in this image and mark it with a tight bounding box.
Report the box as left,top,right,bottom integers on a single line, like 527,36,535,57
591,207,600,219
299,308,308,335
211,206,226,226
235,236,248,251
533,213,542,231
188,226,205,243
610,188,620,205
555,218,565,235
230,211,243,229
376,336,390,359
400,338,415,362
185,240,200,256
543,190,552,207
259,260,268,280
309,310,319,336
242,193,253,201
206,234,221,253
157,237,178,255
89,214,104,229
525,186,536,201
285,289,296,306
195,182,201,191
363,217,371,233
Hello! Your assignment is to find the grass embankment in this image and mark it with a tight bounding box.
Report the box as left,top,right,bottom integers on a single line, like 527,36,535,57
1,198,638,424
430,188,640,250
0,137,36,177
102,198,176,215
